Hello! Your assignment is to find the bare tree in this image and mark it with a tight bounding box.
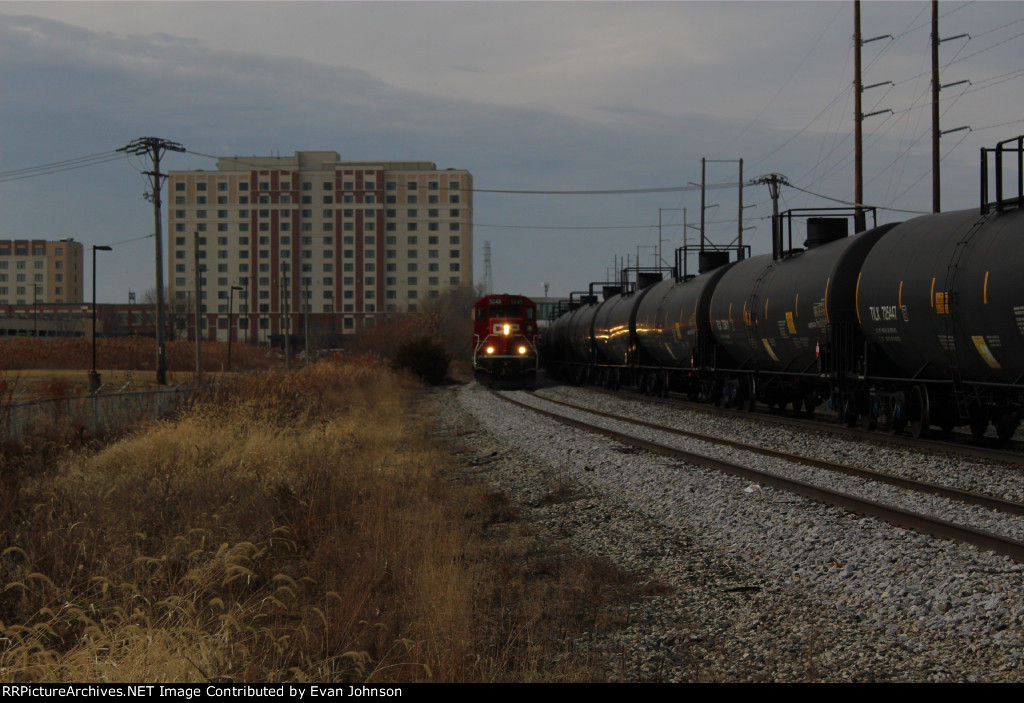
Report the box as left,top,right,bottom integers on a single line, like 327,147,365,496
418,284,483,364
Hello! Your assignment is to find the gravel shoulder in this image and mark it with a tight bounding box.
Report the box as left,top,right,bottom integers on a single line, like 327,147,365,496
424,380,1024,682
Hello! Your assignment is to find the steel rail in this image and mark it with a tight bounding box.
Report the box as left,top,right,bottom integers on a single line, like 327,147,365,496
527,391,1024,517
494,391,1024,564
583,383,1024,466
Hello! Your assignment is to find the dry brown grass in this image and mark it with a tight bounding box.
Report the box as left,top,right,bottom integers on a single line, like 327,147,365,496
0,356,648,682
0,337,280,375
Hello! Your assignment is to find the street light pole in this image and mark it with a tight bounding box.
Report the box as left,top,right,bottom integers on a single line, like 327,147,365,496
227,285,243,371
90,245,112,391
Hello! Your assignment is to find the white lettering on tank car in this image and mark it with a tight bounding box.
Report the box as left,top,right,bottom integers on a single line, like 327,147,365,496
869,305,900,322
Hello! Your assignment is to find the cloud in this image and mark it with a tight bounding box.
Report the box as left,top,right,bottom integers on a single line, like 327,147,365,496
1,3,1021,300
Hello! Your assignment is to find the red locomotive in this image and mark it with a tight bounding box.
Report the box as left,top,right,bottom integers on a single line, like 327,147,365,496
472,293,539,387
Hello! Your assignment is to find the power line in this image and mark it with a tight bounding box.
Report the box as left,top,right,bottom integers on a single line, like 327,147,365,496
0,151,126,183
102,233,155,248
187,148,740,196
786,182,930,215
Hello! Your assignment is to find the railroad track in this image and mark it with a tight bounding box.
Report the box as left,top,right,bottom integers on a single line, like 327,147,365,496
572,380,1024,466
492,388,1024,564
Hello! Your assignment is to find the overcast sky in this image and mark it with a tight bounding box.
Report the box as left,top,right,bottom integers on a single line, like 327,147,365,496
2,1,1022,302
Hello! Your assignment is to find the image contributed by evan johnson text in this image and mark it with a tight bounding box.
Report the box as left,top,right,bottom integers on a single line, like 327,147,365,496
1,685,406,698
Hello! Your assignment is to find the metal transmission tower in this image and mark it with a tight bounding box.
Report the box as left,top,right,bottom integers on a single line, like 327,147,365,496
483,240,493,293
118,137,185,385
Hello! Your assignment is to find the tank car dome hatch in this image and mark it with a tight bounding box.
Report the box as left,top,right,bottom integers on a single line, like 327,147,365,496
636,271,664,290
601,286,622,300
698,250,731,274
805,218,849,248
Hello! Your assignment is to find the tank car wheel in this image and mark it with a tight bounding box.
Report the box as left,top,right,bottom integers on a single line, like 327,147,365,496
908,386,930,439
995,412,1019,441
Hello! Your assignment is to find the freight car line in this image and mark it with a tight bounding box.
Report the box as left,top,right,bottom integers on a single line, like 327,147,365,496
492,390,1024,564
524,390,1024,517
543,137,1024,442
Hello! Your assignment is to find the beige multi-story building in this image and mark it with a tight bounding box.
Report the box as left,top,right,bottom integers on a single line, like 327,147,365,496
168,152,473,344
0,238,84,306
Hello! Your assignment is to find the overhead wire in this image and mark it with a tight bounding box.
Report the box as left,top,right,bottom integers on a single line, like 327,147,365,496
0,151,126,183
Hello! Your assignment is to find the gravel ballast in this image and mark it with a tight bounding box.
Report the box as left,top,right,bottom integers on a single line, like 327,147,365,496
425,380,1024,682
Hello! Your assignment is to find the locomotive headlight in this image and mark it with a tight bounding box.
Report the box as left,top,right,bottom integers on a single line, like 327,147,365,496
517,346,528,355
485,346,495,355
502,323,511,336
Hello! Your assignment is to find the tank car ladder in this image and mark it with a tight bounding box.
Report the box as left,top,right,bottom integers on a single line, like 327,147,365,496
939,213,992,422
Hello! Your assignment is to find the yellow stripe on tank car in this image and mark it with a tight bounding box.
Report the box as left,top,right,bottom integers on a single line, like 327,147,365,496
794,293,799,318
761,338,779,362
971,336,1002,369
930,277,935,308
785,311,796,335
824,277,831,324
898,280,903,308
984,270,990,304
855,273,863,324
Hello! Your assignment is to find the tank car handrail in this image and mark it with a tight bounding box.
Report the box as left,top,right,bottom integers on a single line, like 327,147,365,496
981,135,1023,214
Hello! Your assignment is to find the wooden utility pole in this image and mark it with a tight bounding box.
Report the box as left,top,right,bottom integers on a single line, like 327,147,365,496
930,1,970,212
932,0,941,213
118,137,185,385
194,231,203,378
852,3,892,232
854,1,865,233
